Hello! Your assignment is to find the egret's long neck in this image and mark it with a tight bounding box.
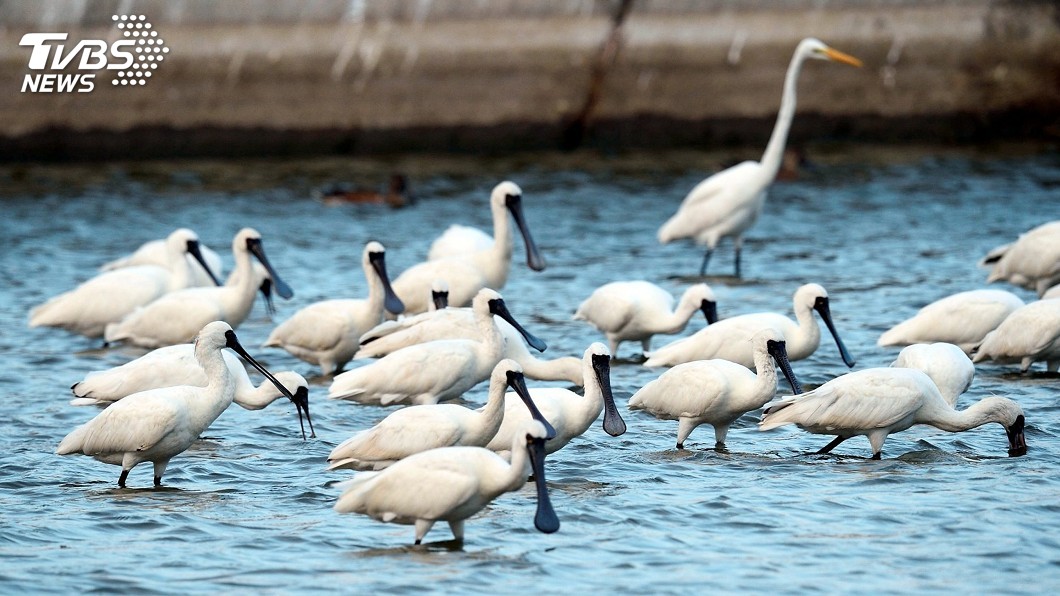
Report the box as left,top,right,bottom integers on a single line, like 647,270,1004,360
473,203,513,288
657,297,700,335
516,354,583,386
233,378,280,411
760,49,806,180
921,399,1002,433
193,344,236,423
791,304,822,354
476,376,509,442
363,260,384,313
502,436,533,491
750,348,781,406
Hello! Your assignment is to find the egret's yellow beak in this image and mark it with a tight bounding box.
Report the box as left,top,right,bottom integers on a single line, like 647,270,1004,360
824,47,863,68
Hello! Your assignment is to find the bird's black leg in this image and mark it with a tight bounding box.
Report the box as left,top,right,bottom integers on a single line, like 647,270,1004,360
676,442,684,450
415,539,422,546
871,452,882,460
734,245,742,278
118,470,129,488
816,435,848,455
154,476,162,487
698,249,713,276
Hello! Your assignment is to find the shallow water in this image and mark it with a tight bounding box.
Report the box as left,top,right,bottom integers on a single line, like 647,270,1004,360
2,145,1059,592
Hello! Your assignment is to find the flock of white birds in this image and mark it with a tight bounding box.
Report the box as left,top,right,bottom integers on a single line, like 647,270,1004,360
30,38,1060,546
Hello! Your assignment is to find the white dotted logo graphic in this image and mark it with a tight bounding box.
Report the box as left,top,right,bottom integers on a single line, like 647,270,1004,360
111,15,167,86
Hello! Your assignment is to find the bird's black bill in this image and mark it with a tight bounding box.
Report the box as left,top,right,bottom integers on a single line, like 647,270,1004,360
1007,414,1027,457
247,238,294,299
186,240,222,286
489,298,547,352
259,279,276,316
507,370,556,439
369,249,405,315
290,385,315,440
506,194,546,272
592,353,626,436
767,339,802,395
813,297,856,368
527,436,559,534
224,330,313,439
701,300,718,325
431,289,449,311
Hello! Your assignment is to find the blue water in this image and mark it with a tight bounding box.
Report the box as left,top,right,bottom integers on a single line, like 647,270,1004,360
1,146,1058,592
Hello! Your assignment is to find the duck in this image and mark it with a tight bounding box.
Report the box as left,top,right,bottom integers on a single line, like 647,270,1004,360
318,174,412,208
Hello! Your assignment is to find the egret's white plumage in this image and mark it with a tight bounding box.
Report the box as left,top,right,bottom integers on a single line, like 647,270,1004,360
980,220,1060,296
657,38,862,276
328,360,544,471
392,181,545,314
104,228,293,348
333,419,559,544
573,281,718,358
100,229,225,287
328,289,545,405
29,229,219,338
486,343,626,458
890,342,973,408
263,242,404,375
427,227,493,261
69,342,309,411
630,329,800,449
57,321,310,487
759,367,1027,459
644,283,855,370
878,289,1025,353
972,298,1060,372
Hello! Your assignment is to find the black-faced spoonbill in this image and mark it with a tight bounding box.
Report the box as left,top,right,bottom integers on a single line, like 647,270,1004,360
327,360,553,471
644,283,855,370
333,419,559,545
980,220,1060,296
657,38,861,277
630,329,800,449
877,289,1024,354
103,228,293,348
57,321,312,488
486,343,626,458
972,298,1060,372
573,281,717,358
890,343,973,408
759,368,1027,459
29,228,220,339
70,342,310,412
391,181,546,314
263,241,405,375
328,289,545,405
100,228,225,288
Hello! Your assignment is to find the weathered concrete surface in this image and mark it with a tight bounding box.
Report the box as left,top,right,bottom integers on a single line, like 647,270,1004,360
0,0,1057,161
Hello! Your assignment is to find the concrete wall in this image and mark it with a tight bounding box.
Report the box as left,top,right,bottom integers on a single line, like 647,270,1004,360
0,0,1057,160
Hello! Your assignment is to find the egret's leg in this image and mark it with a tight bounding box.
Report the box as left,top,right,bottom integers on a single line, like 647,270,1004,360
698,249,713,276
153,460,169,488
448,520,465,543
816,435,849,454
714,424,729,448
414,519,435,545
118,469,129,488
733,237,743,278
676,418,698,450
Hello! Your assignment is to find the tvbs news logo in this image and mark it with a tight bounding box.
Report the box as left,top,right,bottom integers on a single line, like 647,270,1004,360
20,14,168,93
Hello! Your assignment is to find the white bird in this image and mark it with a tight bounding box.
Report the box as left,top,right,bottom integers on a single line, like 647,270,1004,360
1044,284,1060,300
262,242,405,375
890,342,974,408
356,304,582,386
100,229,225,287
69,343,310,412
759,367,1027,459
980,220,1060,296
877,289,1025,353
328,289,546,405
391,181,546,314
630,329,800,449
327,360,553,471
573,281,718,358
644,283,855,370
57,321,311,488
972,298,1060,372
428,279,449,311
29,228,220,338
657,38,862,277
486,343,626,458
103,228,293,348
333,419,559,545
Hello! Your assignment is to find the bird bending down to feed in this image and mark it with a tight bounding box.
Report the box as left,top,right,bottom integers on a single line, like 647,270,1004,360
327,359,555,471
573,281,718,359
391,181,546,314
57,321,313,488
486,343,626,458
69,342,309,412
644,283,855,370
980,220,1060,296
29,228,220,339
890,342,973,408
104,228,293,348
877,289,1024,354
630,329,800,449
263,241,404,375
758,367,1026,459
333,419,559,545
972,298,1060,372
328,289,546,405
657,38,862,277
